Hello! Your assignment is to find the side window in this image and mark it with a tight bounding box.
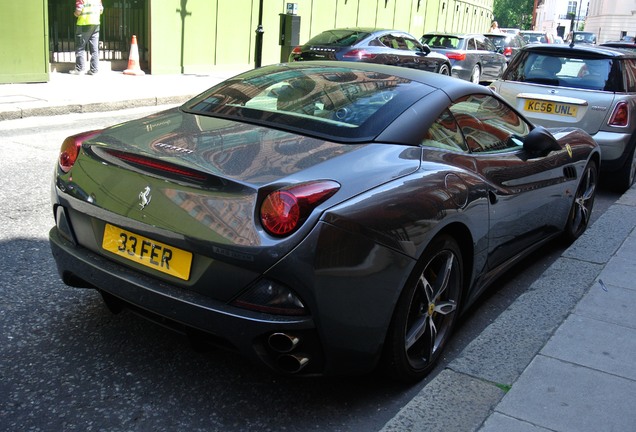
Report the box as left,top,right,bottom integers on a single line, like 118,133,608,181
466,38,476,50
622,59,636,92
449,94,530,153
421,109,468,152
379,35,397,49
402,35,421,51
475,38,487,51
393,37,409,50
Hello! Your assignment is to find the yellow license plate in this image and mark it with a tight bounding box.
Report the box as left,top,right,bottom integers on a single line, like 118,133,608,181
102,223,192,280
524,99,578,117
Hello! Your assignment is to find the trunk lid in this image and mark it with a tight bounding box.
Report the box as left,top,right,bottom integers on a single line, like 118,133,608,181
493,80,615,135
299,46,340,61
59,108,421,294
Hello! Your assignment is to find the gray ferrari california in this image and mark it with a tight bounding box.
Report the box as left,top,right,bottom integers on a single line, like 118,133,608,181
49,61,599,382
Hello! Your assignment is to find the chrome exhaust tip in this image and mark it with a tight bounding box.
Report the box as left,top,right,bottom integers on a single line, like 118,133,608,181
277,354,310,373
268,332,300,353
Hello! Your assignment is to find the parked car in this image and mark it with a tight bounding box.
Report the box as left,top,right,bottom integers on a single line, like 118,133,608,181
566,31,597,45
600,41,636,51
485,32,527,62
288,28,451,75
490,43,636,191
420,32,508,83
520,30,556,44
50,61,599,382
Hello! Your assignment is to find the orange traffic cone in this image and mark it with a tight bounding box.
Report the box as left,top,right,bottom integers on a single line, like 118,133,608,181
123,35,146,76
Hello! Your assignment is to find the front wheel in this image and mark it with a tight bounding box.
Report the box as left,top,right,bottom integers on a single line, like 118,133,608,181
383,235,463,382
563,160,598,243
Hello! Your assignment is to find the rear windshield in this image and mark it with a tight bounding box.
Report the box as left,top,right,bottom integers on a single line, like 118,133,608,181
506,52,619,91
521,32,547,43
182,65,427,142
421,35,460,49
487,36,507,48
572,32,596,43
304,30,371,47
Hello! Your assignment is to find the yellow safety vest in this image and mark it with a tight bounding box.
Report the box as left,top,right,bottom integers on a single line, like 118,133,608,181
76,2,102,26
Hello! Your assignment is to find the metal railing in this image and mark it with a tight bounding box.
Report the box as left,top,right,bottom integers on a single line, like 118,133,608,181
48,0,148,64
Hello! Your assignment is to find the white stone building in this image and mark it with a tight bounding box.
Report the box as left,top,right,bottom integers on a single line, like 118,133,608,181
534,0,636,43
535,0,590,40
585,0,636,42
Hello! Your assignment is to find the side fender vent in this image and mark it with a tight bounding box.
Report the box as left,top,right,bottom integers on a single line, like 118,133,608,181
563,165,577,180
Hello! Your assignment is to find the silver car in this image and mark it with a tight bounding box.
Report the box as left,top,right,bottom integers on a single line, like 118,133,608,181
490,44,636,191
420,33,507,83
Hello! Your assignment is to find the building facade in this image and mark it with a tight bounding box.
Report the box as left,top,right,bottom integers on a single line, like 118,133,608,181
585,0,636,42
534,0,590,39
2,0,495,83
535,0,636,43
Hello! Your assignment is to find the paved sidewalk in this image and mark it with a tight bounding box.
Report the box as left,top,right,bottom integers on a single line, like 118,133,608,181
0,68,247,121
381,186,636,432
2,70,635,432
479,187,636,432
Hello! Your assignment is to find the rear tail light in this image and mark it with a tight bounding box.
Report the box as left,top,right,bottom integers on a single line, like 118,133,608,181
445,52,466,61
608,101,629,127
343,49,376,60
289,46,302,60
58,130,103,173
260,180,340,236
504,47,513,57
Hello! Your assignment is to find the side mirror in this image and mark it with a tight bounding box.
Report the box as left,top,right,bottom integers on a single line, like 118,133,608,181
419,43,431,55
523,126,561,155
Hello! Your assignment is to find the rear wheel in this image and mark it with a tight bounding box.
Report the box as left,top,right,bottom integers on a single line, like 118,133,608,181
612,141,636,192
438,63,450,75
383,235,463,382
563,160,598,243
470,65,481,83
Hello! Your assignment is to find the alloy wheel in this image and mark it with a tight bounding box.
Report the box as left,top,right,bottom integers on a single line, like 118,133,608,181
470,65,481,83
384,235,463,381
564,160,597,242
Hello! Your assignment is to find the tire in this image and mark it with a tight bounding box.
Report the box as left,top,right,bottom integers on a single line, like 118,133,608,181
562,160,598,243
383,235,463,382
612,141,636,192
438,63,450,75
470,65,481,84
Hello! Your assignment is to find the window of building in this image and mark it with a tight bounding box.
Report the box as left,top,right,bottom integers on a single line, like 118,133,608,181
567,1,577,15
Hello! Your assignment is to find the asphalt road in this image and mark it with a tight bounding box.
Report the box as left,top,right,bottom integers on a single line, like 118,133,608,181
0,108,621,432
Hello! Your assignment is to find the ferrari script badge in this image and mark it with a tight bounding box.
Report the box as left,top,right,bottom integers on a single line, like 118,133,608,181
138,186,152,210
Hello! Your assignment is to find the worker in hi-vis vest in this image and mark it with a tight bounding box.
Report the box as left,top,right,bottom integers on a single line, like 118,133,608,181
70,0,104,75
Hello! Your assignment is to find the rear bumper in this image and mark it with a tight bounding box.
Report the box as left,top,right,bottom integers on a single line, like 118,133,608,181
593,130,634,171
49,226,327,375
451,65,471,81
